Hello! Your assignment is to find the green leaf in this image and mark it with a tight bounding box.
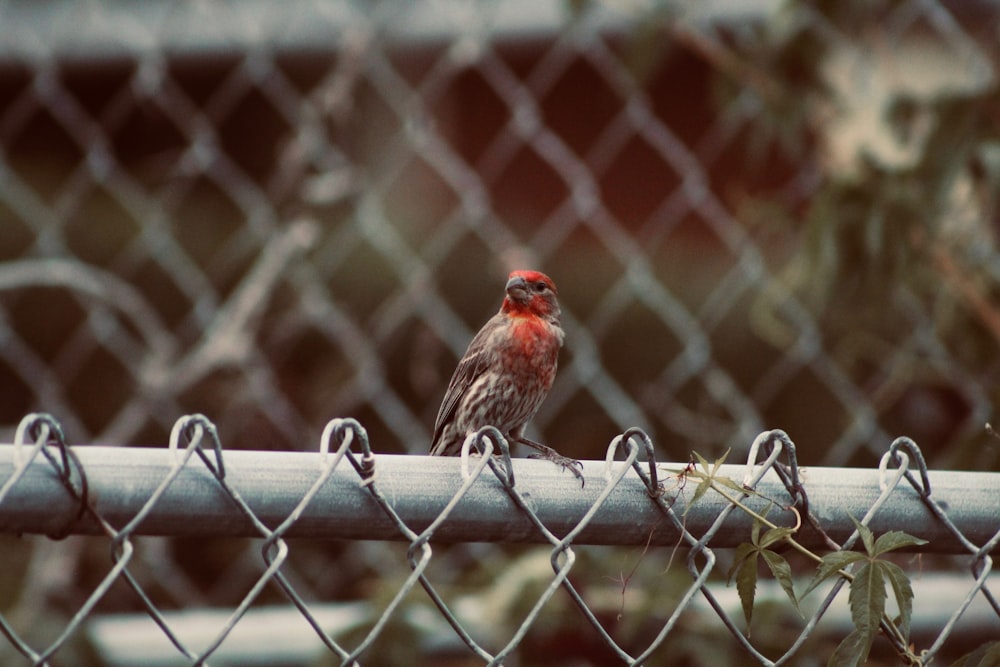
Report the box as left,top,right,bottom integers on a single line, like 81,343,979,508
802,550,866,598
728,539,760,629
848,562,885,639
714,475,748,494
681,448,765,515
711,448,731,475
750,512,764,544
761,549,802,616
728,542,758,582
948,641,1000,667
684,450,734,513
684,476,713,515
759,526,796,550
849,515,876,555
827,628,874,667
734,549,759,628
880,560,915,641
692,450,712,475
750,503,774,547
871,530,929,557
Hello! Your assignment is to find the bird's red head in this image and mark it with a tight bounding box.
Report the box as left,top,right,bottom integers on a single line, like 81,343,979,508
501,270,560,320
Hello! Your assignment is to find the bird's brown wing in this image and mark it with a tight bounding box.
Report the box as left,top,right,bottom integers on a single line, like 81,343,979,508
431,333,494,451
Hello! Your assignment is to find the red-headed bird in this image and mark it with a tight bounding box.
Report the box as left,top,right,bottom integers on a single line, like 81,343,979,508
430,270,582,481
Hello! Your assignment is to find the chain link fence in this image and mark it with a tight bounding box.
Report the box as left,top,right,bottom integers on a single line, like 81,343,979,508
1,0,999,664
2,413,999,665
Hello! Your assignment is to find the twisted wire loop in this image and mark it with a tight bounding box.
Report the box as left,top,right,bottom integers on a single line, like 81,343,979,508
1,414,135,667
883,437,1000,662
406,429,499,663
478,427,638,665
260,418,370,663
526,430,647,664
755,430,841,554
347,425,499,665
164,416,282,664
8,414,88,540
783,435,923,663
588,427,712,664
599,429,721,664
759,440,916,664
0,415,65,665
661,430,791,665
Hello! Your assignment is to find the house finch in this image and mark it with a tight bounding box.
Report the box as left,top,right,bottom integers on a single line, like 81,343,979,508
429,270,582,481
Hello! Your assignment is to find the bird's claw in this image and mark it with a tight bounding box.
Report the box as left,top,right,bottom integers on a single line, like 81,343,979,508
527,450,585,487
515,437,585,487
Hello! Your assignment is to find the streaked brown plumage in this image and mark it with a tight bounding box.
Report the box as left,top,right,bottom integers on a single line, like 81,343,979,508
429,270,581,481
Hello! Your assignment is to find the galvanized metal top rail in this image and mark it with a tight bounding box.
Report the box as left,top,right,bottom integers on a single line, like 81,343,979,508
1,444,996,553
0,0,779,61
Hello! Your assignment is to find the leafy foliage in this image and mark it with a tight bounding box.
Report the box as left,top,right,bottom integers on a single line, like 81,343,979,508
680,449,936,662
727,507,801,631
948,641,1000,667
682,449,745,514
800,517,927,666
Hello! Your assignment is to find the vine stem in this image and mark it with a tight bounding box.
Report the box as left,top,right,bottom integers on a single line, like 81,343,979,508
709,481,829,567
708,478,918,661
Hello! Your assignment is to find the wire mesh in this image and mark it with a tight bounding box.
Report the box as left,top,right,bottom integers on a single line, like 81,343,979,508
1,413,998,665
1,0,999,664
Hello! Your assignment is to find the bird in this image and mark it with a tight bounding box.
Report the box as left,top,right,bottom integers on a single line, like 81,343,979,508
429,270,583,482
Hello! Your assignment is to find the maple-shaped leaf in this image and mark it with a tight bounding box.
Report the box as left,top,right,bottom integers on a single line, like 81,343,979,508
801,516,926,666
727,508,801,631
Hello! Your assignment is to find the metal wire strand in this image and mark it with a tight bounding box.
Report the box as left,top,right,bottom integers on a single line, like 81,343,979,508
1,416,998,665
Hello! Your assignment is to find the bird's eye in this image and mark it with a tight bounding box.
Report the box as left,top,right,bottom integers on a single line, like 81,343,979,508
533,281,547,293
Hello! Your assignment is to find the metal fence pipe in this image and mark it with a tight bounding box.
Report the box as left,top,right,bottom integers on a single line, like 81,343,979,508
0,445,996,553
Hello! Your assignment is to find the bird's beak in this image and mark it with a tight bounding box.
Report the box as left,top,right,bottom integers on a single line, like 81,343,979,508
505,275,529,300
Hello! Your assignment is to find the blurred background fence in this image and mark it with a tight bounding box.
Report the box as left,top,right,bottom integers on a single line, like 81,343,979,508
0,0,999,664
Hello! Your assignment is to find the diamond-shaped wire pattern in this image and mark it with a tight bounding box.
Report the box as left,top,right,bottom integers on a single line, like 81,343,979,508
1,414,998,665
1,0,999,664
